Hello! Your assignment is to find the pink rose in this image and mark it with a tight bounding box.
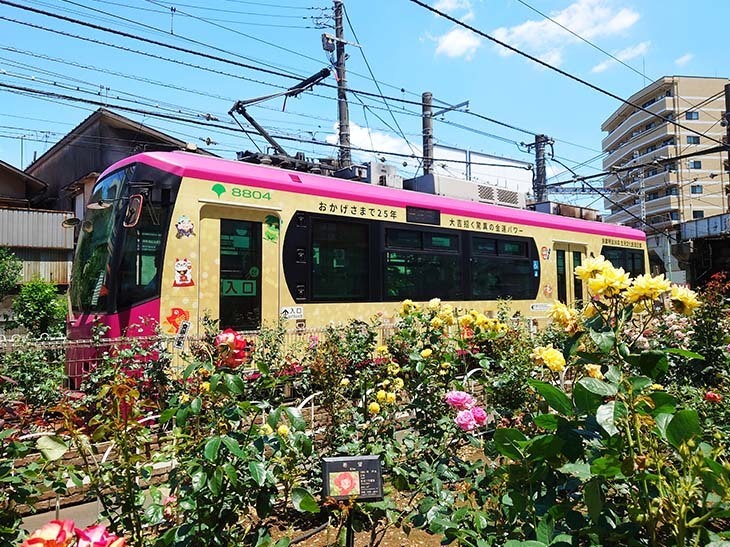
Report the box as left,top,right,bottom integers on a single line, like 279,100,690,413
455,409,477,431
471,406,488,426
21,520,75,547
445,390,476,410
704,391,723,403
76,524,126,547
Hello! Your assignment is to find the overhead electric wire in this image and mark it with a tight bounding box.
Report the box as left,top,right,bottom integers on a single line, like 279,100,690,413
407,0,726,148
0,81,534,170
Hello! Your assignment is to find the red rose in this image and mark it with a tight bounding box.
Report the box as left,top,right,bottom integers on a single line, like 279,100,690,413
704,391,723,403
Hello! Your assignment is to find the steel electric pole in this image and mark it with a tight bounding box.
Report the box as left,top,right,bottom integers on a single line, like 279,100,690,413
526,134,551,202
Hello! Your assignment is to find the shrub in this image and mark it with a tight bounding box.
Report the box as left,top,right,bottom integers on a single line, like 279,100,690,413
10,279,66,336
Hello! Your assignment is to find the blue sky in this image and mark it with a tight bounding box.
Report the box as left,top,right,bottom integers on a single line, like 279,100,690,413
0,0,727,209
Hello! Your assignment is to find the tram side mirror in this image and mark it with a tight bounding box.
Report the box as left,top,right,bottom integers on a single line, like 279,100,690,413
123,194,144,228
61,217,81,228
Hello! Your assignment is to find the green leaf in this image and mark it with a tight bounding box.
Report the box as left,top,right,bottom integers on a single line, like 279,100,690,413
267,407,282,429
36,435,68,461
649,392,677,416
559,462,592,481
666,409,701,449
249,461,267,487
654,413,673,439
190,397,202,415
536,513,555,545
590,455,622,478
628,376,652,393
589,329,615,353
636,350,669,381
533,414,560,430
493,428,526,460
596,402,619,436
584,479,603,523
284,407,307,432
504,541,547,547
291,487,319,513
577,377,617,397
573,382,602,414
528,379,573,416
191,467,206,492
221,435,247,459
225,373,245,395
204,437,221,462
663,348,705,360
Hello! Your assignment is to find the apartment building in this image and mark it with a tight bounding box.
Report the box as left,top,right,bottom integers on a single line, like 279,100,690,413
603,76,728,228
601,76,729,280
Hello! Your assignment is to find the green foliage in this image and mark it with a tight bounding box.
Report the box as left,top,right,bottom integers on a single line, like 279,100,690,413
0,342,65,407
0,247,21,300
10,278,66,335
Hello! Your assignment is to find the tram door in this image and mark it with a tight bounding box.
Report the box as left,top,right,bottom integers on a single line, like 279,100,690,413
553,243,586,306
198,204,281,332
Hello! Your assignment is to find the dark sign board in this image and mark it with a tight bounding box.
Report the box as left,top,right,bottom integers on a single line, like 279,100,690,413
321,455,383,501
406,206,441,226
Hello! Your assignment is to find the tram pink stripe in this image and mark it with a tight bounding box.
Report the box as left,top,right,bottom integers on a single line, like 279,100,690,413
101,152,645,242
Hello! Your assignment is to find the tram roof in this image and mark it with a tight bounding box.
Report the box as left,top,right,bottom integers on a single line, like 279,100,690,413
102,151,646,243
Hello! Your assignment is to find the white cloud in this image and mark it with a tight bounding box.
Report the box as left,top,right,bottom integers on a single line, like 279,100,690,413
433,0,472,14
325,122,419,163
435,27,482,60
492,0,640,66
591,40,650,73
675,53,694,66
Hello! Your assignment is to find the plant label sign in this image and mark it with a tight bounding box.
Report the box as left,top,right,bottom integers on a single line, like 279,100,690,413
321,455,383,501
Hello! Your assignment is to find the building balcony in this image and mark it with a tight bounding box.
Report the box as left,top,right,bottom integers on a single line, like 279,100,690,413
602,97,675,152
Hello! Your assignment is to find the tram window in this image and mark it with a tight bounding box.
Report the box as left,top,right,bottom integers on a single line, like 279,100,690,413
601,246,645,276
312,219,369,301
385,252,461,300
425,233,458,251
498,240,527,257
472,257,533,300
472,237,497,255
386,229,421,249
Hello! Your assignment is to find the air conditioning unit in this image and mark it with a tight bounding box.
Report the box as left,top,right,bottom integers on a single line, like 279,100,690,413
404,174,526,209
366,161,403,189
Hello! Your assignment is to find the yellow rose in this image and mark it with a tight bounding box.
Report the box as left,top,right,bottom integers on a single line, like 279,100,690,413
430,316,444,329
440,362,450,369
277,424,290,436
200,381,210,393
428,298,441,310
179,393,190,404
587,266,630,298
651,383,664,391
670,285,700,316
260,423,273,435
376,389,387,402
420,348,433,358
340,378,350,387
530,345,566,373
376,345,389,356
393,378,404,390
368,402,381,414
625,273,671,304
575,255,610,281
584,364,603,380
387,363,401,375
385,392,396,404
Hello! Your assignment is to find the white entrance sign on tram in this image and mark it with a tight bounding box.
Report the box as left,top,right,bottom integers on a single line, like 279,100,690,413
280,306,304,320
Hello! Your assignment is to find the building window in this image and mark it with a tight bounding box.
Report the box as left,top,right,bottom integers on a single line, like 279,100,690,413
688,160,702,169
686,111,699,120
666,186,679,196
670,211,680,221
687,136,700,145
690,185,703,194
693,210,705,219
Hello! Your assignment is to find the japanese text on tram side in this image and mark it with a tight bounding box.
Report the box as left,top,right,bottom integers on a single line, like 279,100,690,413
318,201,398,219
601,237,643,248
449,218,523,234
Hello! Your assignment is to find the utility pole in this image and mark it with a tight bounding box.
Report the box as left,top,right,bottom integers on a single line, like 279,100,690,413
724,83,730,211
422,92,433,175
526,134,551,202
334,0,351,168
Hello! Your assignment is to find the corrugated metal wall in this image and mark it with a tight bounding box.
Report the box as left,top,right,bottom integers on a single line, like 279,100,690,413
1,208,75,284
0,208,75,249
11,248,72,285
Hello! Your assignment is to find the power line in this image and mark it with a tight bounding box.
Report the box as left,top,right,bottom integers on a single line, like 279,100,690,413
0,81,533,170
407,0,726,148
